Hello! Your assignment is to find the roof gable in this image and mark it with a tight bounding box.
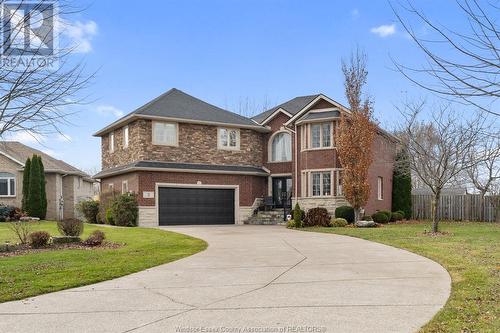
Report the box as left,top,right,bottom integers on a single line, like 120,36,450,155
94,88,268,136
252,94,319,124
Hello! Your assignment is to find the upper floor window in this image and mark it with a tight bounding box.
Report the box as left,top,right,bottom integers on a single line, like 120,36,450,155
311,122,332,148
301,122,334,150
377,177,384,200
123,126,129,148
109,132,114,152
153,121,178,146
0,172,16,197
218,128,240,150
271,132,291,162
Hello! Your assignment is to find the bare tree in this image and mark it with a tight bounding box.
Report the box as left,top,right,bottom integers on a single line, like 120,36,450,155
398,100,487,232
0,0,93,140
391,0,499,116
337,49,377,222
467,135,500,220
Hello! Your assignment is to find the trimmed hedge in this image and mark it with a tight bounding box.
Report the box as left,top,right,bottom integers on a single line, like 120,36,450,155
335,206,354,223
330,218,348,227
372,212,389,223
390,212,404,222
379,210,392,221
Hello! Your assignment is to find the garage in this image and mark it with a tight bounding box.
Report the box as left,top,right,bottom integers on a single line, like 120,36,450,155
158,187,235,225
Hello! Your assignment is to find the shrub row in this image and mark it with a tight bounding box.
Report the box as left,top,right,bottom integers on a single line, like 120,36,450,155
77,193,138,227
287,204,407,229
0,205,25,222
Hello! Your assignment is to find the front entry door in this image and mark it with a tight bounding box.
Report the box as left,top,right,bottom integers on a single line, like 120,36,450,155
272,177,292,208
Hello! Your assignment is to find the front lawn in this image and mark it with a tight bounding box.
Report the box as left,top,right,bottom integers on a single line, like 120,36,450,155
303,222,499,333
0,221,207,303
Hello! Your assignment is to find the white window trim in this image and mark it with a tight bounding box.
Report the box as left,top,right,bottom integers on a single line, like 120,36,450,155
300,168,343,198
152,121,179,146
123,126,129,149
122,180,128,194
268,130,292,162
109,132,115,152
0,175,16,197
108,183,114,192
217,127,240,150
377,177,384,200
310,171,332,197
301,122,335,151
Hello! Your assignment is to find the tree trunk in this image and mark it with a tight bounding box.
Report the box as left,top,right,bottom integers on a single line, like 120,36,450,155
479,190,486,222
431,191,441,233
354,207,362,223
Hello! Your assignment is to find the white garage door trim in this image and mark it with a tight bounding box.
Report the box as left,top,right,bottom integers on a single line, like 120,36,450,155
155,183,240,225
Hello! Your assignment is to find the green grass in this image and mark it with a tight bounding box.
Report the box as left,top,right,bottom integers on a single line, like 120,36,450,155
0,221,207,303
302,222,500,333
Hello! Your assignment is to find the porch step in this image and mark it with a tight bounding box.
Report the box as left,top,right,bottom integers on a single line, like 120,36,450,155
245,209,288,225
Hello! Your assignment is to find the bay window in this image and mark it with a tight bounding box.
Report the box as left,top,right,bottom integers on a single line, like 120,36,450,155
302,170,343,197
311,171,331,196
303,122,333,149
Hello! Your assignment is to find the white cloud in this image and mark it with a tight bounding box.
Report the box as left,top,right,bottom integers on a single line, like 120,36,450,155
370,24,396,37
8,131,45,144
60,19,98,53
96,105,124,118
56,133,72,142
351,9,359,19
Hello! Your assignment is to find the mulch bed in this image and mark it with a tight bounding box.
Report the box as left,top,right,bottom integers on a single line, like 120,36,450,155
422,230,453,237
0,241,122,257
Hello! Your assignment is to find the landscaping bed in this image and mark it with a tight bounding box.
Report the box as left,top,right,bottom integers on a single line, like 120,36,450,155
0,221,207,303
0,241,121,257
302,221,500,333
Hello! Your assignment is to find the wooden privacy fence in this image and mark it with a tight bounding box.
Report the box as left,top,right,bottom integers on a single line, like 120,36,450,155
412,194,498,222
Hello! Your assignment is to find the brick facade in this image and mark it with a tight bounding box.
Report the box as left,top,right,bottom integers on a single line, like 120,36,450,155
97,95,397,225
101,171,266,207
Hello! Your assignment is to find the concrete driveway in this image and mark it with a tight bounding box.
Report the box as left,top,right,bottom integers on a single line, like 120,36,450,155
0,225,450,333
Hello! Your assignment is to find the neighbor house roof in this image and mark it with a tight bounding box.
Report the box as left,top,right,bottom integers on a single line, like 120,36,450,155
93,161,269,179
251,94,320,124
0,141,93,179
94,88,270,136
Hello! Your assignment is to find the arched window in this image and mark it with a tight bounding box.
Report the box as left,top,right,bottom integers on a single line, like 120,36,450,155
271,132,291,162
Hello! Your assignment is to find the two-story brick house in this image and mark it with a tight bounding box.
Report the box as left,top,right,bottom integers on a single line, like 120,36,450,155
94,88,398,226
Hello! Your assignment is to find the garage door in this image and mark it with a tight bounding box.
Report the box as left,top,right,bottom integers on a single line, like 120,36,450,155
158,187,235,225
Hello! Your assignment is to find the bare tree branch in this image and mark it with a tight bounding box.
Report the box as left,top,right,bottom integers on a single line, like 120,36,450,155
391,0,499,116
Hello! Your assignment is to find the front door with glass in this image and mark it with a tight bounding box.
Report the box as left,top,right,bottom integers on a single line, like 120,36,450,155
272,177,292,208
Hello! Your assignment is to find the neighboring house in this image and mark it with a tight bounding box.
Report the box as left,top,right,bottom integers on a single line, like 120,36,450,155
94,88,398,226
0,142,95,220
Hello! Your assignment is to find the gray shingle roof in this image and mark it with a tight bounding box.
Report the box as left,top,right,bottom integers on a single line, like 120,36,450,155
298,110,340,121
252,94,319,123
95,89,264,136
94,161,269,178
0,141,91,177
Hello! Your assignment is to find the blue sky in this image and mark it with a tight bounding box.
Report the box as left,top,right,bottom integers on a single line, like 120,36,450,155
8,0,468,172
